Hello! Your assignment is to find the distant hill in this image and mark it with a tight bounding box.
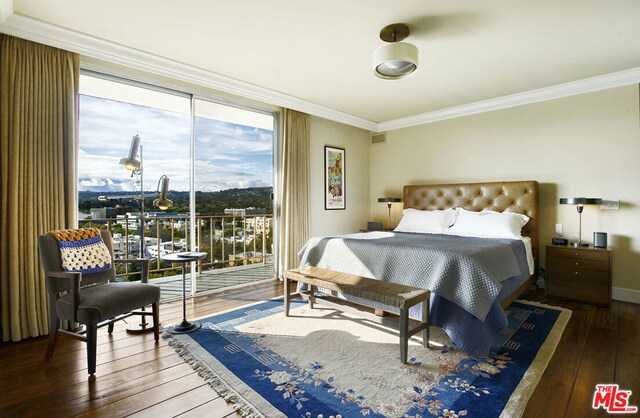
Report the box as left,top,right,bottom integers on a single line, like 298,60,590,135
79,186,273,215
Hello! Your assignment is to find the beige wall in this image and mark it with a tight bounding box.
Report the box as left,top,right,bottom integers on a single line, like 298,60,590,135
309,116,370,237
370,85,640,297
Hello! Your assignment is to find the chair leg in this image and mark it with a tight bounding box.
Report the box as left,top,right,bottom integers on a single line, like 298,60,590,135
86,324,98,375
152,302,160,342
45,319,59,360
45,298,59,360
107,322,115,334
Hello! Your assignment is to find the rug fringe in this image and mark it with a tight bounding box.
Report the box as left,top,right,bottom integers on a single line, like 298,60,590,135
163,331,266,418
513,299,573,313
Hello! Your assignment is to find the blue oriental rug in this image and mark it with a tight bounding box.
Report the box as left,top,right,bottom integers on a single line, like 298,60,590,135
164,298,570,418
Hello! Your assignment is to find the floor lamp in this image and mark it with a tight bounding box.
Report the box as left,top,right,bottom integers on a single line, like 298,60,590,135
378,197,402,230
120,135,152,333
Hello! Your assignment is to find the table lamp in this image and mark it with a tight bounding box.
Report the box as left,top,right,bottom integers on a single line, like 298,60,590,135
559,197,602,247
378,197,402,229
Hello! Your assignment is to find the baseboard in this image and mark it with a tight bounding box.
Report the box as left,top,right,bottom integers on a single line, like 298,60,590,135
612,287,640,305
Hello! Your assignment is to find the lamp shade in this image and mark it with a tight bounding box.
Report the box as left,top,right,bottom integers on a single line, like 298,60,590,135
119,135,141,170
153,175,173,210
373,42,418,79
378,197,402,203
559,197,602,205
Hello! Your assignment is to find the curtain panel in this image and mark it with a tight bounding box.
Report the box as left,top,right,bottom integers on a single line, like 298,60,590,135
277,109,310,276
0,35,79,342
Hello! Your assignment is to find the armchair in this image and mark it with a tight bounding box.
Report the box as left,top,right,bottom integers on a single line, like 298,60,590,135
38,229,160,375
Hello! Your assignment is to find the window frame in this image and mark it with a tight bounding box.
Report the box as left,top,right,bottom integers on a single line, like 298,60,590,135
78,67,280,291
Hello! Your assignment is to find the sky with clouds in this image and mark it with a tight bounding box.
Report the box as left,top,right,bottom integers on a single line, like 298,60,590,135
78,95,274,193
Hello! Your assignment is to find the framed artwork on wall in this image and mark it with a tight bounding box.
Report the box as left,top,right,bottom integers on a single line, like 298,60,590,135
324,146,345,210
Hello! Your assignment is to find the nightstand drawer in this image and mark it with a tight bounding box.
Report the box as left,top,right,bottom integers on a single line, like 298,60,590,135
546,280,610,306
547,256,609,272
547,265,610,285
547,246,610,262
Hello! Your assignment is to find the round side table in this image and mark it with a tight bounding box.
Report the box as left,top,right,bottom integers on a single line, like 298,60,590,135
162,252,207,333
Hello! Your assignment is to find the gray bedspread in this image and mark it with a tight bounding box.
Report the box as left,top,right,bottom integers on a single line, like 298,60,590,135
298,231,525,322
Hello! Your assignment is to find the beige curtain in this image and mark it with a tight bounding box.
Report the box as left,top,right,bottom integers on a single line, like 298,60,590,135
277,109,310,275
0,35,79,342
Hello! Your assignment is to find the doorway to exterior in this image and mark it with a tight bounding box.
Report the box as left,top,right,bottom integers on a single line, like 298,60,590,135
78,72,277,300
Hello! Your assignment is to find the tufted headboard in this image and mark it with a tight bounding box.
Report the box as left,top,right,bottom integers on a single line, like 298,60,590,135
403,180,539,268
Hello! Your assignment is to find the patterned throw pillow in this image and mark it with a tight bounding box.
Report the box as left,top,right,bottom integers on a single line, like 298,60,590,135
49,228,112,274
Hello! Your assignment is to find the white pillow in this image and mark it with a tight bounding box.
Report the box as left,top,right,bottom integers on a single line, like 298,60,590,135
446,208,529,238
394,208,457,234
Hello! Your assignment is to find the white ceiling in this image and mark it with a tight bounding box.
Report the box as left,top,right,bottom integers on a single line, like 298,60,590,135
2,0,640,130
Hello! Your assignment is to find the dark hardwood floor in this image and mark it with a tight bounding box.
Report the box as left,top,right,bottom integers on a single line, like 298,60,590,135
522,290,640,418
0,281,638,417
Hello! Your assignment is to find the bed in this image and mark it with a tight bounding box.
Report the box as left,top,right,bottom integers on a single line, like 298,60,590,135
297,180,539,356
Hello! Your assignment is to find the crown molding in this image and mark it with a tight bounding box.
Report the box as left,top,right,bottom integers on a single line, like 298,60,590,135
379,67,640,131
1,11,639,134
0,0,12,24
0,13,378,132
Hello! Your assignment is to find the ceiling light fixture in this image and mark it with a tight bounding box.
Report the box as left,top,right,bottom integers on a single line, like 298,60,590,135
373,23,418,80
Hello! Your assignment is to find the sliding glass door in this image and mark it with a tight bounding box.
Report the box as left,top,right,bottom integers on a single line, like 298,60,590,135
78,74,191,282
192,99,275,292
78,72,277,298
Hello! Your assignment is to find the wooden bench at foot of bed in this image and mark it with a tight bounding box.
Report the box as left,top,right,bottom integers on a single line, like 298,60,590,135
283,267,431,364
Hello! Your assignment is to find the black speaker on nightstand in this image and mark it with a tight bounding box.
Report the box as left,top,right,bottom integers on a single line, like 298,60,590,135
594,232,607,248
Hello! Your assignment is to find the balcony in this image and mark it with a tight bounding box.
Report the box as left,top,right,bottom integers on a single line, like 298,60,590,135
79,213,276,302
153,262,274,302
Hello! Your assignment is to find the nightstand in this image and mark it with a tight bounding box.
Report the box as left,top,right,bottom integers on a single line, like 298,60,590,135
545,245,611,307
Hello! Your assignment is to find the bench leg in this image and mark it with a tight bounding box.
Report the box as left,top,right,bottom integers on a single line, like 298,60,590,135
308,285,316,309
399,307,409,364
284,276,291,317
422,299,430,348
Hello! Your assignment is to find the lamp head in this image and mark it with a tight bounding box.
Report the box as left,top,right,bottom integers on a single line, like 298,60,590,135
378,197,402,208
153,175,173,210
119,157,140,171
559,197,602,213
120,135,141,171
377,197,402,203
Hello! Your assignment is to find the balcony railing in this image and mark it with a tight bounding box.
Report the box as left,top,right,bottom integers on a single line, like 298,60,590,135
79,213,273,282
